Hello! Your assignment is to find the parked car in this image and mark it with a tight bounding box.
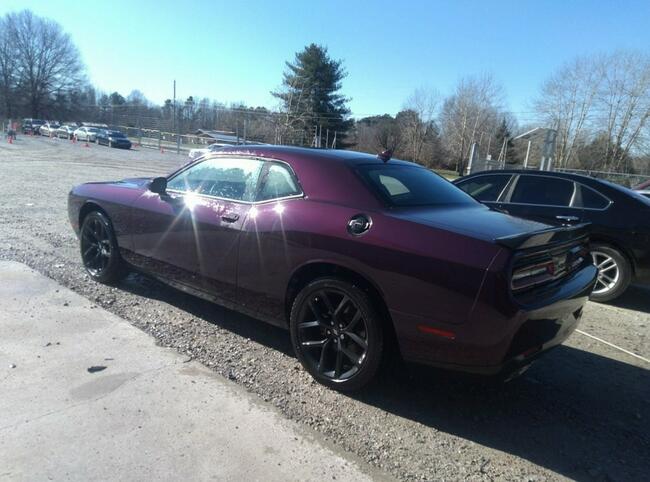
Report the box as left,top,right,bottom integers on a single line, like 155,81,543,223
39,122,60,136
74,126,100,142
96,129,131,149
21,118,45,134
68,147,597,391
188,143,227,160
454,170,650,302
188,141,269,160
57,125,77,139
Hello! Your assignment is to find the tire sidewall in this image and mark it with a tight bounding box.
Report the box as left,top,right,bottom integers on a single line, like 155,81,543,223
590,243,631,302
289,278,384,392
80,211,124,284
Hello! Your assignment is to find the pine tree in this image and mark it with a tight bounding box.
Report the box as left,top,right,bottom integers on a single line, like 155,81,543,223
272,44,352,147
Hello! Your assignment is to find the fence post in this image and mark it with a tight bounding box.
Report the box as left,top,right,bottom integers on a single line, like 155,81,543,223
176,133,181,154
158,130,162,151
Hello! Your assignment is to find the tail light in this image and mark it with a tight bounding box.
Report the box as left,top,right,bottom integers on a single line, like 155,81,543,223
511,240,589,292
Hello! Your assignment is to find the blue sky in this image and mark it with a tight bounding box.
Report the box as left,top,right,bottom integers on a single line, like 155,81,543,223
2,0,650,120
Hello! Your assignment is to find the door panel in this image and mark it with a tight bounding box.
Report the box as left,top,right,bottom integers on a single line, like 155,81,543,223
188,196,250,303
501,175,582,226
129,191,199,285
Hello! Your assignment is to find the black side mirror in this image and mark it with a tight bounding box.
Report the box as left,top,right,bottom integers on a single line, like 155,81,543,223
149,177,167,195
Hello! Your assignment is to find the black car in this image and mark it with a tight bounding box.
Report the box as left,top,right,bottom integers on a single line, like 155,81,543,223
96,129,132,149
454,170,650,302
21,118,45,134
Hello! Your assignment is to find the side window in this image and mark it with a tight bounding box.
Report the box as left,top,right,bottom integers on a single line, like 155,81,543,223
257,163,302,201
167,157,264,202
509,176,575,207
456,174,511,202
578,185,610,209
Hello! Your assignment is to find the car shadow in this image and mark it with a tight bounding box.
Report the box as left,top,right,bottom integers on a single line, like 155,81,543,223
359,345,650,481
120,272,294,357
118,272,649,481
606,283,650,314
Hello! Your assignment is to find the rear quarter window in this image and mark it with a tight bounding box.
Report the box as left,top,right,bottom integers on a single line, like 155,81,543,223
578,185,610,209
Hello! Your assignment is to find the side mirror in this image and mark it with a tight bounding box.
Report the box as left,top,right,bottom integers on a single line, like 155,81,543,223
149,177,167,195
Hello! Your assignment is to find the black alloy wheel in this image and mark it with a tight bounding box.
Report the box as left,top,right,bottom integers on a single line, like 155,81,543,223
80,211,127,283
290,278,384,391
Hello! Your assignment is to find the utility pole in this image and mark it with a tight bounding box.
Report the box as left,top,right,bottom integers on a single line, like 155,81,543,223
172,80,176,134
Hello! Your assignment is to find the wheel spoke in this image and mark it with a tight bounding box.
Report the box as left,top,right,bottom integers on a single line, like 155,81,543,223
318,339,331,373
600,263,617,273
601,273,615,284
319,290,335,315
333,295,350,322
340,344,361,365
346,332,367,350
83,245,97,258
298,320,321,330
334,345,343,378
343,310,362,332
308,300,327,324
301,339,327,348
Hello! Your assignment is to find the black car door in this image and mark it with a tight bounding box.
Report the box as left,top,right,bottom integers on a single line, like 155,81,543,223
498,174,583,226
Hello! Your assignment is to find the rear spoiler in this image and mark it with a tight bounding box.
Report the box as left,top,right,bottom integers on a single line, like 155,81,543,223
496,223,591,250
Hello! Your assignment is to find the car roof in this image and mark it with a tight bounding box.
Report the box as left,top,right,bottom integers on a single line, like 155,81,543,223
212,145,416,167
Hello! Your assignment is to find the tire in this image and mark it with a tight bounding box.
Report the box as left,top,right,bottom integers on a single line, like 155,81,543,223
79,211,127,284
290,278,384,391
589,243,632,302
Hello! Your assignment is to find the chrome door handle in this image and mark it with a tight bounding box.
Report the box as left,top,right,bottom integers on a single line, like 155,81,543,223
221,213,240,223
556,215,580,223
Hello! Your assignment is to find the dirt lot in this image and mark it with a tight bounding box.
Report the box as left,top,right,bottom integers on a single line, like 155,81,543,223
1,135,649,481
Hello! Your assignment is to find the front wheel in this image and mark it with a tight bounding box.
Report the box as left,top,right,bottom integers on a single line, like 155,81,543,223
80,211,127,284
590,244,631,302
290,278,384,391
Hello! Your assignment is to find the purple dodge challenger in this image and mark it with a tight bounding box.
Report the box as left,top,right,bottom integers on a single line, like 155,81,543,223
68,146,597,391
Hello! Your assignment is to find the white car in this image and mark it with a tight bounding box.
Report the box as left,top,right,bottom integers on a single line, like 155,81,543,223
74,126,100,142
188,143,228,160
57,125,77,139
39,122,60,136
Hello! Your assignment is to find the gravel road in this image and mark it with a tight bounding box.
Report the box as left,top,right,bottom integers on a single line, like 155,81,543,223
1,136,649,481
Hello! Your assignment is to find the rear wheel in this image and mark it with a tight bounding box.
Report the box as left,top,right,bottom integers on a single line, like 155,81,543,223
290,278,384,391
80,211,127,283
590,243,631,302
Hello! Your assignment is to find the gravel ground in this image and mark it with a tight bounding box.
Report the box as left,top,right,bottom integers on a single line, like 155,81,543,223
1,136,649,481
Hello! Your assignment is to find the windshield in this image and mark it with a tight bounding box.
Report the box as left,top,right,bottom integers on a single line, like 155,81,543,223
108,131,125,137
356,164,478,207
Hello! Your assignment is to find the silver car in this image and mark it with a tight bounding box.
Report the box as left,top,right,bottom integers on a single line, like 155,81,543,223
57,125,77,139
74,126,99,142
39,123,60,136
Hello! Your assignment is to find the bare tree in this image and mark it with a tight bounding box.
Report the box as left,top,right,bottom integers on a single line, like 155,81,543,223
439,74,504,173
400,88,440,165
534,55,603,168
597,51,650,171
0,16,18,117
7,10,84,117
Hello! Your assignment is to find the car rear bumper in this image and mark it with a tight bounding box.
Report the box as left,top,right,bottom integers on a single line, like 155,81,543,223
392,264,597,375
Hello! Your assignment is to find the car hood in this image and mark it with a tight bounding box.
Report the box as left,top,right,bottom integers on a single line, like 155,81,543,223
388,204,556,245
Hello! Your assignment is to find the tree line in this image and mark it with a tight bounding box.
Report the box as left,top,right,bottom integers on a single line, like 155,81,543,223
1,9,649,174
